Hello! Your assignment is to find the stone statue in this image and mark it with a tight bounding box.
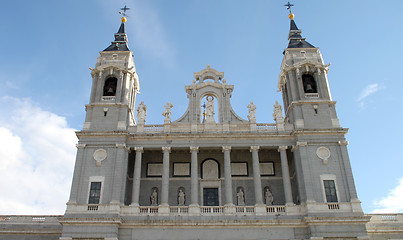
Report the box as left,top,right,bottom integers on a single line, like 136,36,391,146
247,101,256,123
265,188,274,205
137,101,147,124
273,101,283,122
237,188,245,206
178,189,185,206
205,95,215,123
162,102,173,122
150,188,158,206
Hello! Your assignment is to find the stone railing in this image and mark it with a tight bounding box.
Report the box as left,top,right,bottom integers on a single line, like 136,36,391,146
131,123,278,134
101,96,116,101
256,123,277,131
144,124,164,132
0,215,61,223
304,93,319,98
200,206,224,214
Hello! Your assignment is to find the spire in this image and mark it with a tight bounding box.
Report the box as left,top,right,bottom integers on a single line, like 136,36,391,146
284,3,315,49
103,7,131,52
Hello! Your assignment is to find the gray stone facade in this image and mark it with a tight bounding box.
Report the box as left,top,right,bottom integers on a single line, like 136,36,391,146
1,16,402,240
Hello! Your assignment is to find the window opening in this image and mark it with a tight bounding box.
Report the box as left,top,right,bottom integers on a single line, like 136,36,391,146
103,77,118,96
323,180,338,202
88,182,102,204
302,74,317,93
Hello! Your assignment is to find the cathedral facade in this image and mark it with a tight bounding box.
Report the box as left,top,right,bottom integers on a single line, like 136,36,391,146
1,12,403,240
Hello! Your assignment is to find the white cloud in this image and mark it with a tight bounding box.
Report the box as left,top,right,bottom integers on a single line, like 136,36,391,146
357,83,384,108
0,97,77,215
372,178,403,213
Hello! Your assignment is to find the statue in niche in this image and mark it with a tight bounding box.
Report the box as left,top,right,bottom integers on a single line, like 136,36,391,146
247,101,256,123
265,188,274,205
162,102,173,122
178,188,185,206
137,101,147,124
273,101,283,122
205,95,215,123
150,188,158,206
237,188,245,206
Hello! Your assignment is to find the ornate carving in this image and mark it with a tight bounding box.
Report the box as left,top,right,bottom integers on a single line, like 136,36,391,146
150,188,158,206
205,95,215,123
278,146,288,152
134,146,144,152
189,146,199,152
316,147,331,165
178,188,185,206
247,101,256,123
93,149,107,167
250,146,260,152
273,101,284,122
222,146,231,152
162,146,171,152
76,143,86,149
338,140,349,146
136,101,147,124
237,188,245,206
162,102,173,122
264,187,274,205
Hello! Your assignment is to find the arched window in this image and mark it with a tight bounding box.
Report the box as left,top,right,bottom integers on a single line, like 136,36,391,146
302,74,317,93
103,77,118,96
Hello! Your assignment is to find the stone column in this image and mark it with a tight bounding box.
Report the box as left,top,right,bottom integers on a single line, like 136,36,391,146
111,143,129,204
131,147,143,206
222,146,233,205
161,146,171,206
251,146,263,205
190,146,199,206
278,146,293,205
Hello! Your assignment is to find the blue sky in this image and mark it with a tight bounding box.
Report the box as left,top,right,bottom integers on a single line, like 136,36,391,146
0,0,402,214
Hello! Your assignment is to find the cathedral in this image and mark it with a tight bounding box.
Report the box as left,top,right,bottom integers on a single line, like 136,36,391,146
0,7,402,240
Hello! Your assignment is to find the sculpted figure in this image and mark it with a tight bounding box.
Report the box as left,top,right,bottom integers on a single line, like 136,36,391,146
137,101,147,124
162,102,173,121
178,189,185,206
150,188,158,206
273,101,283,122
247,101,256,123
265,188,274,205
237,188,245,206
205,95,215,123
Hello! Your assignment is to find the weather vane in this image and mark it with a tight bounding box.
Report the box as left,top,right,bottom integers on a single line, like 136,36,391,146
284,2,295,19
119,5,130,23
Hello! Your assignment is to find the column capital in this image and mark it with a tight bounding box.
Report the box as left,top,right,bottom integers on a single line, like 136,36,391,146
134,146,144,152
222,146,231,152
76,143,86,149
291,141,308,152
116,143,130,152
190,146,199,152
338,140,349,146
162,146,171,152
278,146,288,152
250,145,260,152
